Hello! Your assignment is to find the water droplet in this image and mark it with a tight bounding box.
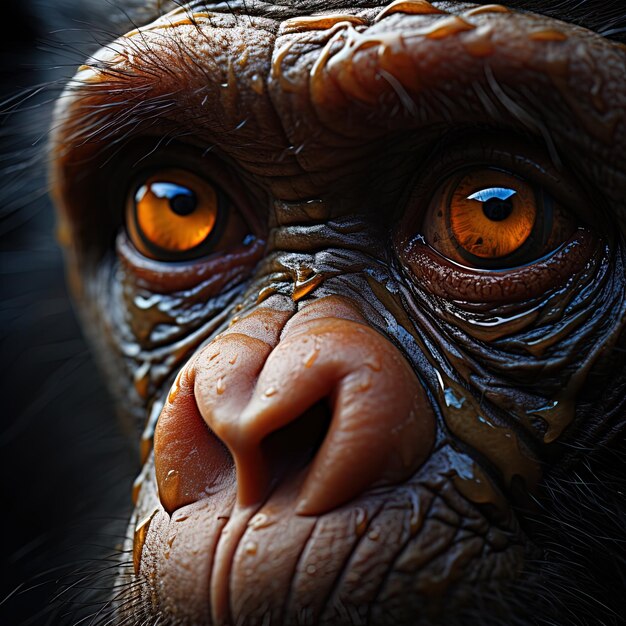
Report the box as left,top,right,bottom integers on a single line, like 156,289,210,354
168,375,181,403
425,16,475,39
244,541,258,556
161,469,180,505
376,0,445,22
526,399,574,444
134,361,151,400
257,286,277,304
134,294,160,310
359,374,372,391
444,388,465,410
249,513,274,530
264,386,278,398
283,14,368,33
477,414,495,428
368,529,380,541
122,342,141,358
292,274,323,302
229,354,238,365
304,340,320,368
132,474,143,506
355,509,368,537
217,377,226,395
529,29,568,42
133,509,158,575
464,4,509,16
250,73,264,94
306,564,317,575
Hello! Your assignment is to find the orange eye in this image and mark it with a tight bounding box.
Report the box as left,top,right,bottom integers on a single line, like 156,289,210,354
424,169,575,269
127,169,220,260
449,170,535,258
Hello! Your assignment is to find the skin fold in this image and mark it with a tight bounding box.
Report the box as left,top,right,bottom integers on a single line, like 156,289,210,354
48,1,625,625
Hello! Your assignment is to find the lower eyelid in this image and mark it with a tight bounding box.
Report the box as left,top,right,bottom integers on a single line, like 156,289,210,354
398,229,597,304
116,231,266,293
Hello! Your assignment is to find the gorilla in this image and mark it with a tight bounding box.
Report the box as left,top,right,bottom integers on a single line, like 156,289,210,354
6,1,626,625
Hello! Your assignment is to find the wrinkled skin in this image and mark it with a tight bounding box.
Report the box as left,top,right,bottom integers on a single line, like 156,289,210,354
49,1,626,625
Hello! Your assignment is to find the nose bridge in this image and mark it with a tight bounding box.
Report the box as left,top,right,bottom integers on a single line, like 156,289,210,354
192,295,436,515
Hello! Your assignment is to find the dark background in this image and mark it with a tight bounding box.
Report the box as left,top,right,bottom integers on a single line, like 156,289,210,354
0,2,136,623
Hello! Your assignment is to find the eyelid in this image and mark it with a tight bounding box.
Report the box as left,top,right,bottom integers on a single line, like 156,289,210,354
117,231,266,293
393,134,602,299
396,228,597,303
398,134,594,232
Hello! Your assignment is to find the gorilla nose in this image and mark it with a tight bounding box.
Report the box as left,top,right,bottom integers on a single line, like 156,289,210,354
154,297,435,516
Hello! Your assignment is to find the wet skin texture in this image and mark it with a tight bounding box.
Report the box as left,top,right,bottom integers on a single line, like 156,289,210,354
49,1,626,625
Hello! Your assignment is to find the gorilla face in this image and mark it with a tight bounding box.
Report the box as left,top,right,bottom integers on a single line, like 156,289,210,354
49,1,626,624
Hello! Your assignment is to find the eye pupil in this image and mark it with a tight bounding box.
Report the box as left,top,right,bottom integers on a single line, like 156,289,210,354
482,197,513,222
170,192,197,216
145,182,198,217
468,186,517,223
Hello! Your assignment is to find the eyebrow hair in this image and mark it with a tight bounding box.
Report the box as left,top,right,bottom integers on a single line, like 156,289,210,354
115,1,626,43
503,0,626,41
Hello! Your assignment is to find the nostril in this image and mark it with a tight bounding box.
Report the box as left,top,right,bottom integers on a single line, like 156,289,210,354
260,400,333,488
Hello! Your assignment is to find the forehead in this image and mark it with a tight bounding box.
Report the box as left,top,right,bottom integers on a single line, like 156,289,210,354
52,0,626,227
117,0,625,38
